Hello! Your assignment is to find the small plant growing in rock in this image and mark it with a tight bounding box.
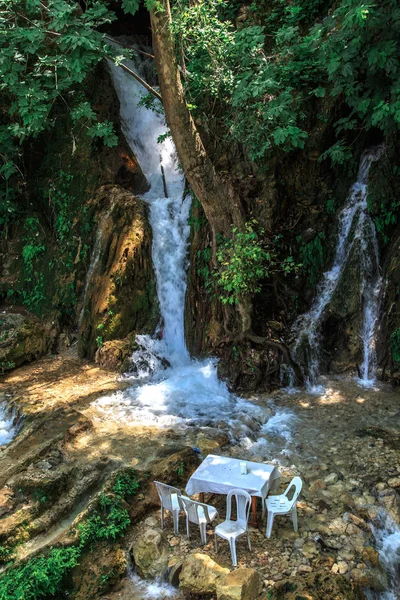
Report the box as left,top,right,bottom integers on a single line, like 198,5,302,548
111,469,140,498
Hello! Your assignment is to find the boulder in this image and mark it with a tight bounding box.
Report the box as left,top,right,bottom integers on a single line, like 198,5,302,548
132,527,169,579
0,311,56,372
216,567,262,600
179,553,229,595
265,571,367,600
377,489,400,524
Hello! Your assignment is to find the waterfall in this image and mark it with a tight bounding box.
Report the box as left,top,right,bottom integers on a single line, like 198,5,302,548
292,146,384,390
78,205,114,330
367,512,400,600
91,43,295,457
0,401,19,446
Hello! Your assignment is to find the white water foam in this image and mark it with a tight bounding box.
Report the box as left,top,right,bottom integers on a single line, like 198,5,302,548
368,512,400,600
0,402,18,446
92,43,296,457
292,147,384,390
126,551,181,599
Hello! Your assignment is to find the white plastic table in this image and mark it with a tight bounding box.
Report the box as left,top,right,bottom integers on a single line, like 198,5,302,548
186,454,281,526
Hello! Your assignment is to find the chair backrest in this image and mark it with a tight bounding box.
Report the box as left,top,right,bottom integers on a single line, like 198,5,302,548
153,481,182,511
181,497,213,525
283,476,302,508
226,489,251,526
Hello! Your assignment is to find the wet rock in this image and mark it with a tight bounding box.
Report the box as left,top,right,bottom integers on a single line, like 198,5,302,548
324,473,338,485
167,556,183,586
132,527,169,579
388,476,400,489
216,567,263,600
264,570,367,599
377,489,400,524
179,553,229,595
36,460,52,471
150,447,200,492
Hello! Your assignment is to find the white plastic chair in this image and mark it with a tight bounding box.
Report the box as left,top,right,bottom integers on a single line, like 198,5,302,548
181,497,218,545
265,476,302,538
214,489,252,566
153,481,188,535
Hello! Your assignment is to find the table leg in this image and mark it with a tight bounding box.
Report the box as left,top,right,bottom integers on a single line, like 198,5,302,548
249,496,258,528
199,492,205,503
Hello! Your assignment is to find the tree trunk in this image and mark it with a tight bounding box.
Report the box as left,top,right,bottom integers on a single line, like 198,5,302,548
150,0,244,248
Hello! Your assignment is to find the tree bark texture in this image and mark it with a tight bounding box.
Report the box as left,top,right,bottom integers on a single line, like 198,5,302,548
150,0,244,246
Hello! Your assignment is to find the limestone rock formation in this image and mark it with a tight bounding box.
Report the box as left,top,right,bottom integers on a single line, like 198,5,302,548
216,567,263,600
78,185,159,363
0,311,57,373
179,552,230,595
132,527,169,579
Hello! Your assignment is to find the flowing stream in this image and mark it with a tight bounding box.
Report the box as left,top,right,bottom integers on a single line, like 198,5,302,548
292,147,384,390
0,400,18,446
91,45,295,457
368,512,400,600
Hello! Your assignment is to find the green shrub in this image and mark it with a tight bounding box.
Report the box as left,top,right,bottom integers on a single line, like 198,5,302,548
0,469,141,599
298,232,326,286
391,328,400,365
111,469,140,498
216,221,299,305
0,546,80,600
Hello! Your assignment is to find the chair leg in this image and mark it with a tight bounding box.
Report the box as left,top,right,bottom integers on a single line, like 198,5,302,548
214,533,218,553
262,501,266,519
266,512,275,538
200,523,207,545
161,506,165,529
186,516,190,539
247,530,252,551
292,506,298,533
229,538,237,567
172,509,179,535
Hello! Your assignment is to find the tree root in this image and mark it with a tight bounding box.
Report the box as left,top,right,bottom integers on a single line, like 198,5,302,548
244,332,304,385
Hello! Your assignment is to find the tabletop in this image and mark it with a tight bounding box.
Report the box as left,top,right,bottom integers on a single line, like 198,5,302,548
186,454,281,500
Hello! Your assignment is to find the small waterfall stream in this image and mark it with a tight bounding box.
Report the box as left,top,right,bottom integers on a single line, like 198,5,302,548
368,512,400,600
292,147,384,390
0,400,19,446
78,205,114,330
92,43,295,456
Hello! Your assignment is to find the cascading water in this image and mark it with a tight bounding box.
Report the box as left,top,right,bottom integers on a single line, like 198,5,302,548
92,43,295,456
0,400,19,446
367,512,400,600
292,146,384,390
78,205,114,330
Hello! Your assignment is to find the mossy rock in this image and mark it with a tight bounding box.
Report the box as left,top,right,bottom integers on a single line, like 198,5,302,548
0,311,57,373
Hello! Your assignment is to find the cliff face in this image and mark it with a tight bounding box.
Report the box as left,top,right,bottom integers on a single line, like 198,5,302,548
78,185,159,367
0,62,157,372
184,135,400,388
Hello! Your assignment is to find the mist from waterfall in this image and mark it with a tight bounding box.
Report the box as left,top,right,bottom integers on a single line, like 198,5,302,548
91,43,296,456
292,146,384,390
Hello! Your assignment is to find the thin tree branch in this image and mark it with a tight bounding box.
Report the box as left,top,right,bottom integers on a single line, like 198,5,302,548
119,62,162,102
